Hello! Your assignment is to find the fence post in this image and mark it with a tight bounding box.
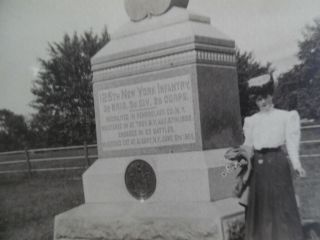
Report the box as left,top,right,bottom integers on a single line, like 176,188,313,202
24,148,32,177
84,141,90,168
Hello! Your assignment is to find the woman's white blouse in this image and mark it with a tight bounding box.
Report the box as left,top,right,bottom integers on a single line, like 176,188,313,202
243,108,301,168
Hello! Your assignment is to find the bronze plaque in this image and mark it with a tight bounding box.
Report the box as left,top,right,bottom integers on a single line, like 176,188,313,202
125,159,156,200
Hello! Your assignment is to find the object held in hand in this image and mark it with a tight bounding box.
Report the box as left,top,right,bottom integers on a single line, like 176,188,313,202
221,147,249,178
221,161,241,177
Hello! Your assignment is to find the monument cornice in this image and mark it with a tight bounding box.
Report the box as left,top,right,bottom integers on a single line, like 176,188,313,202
92,41,235,69
92,48,236,82
91,7,235,68
92,36,235,69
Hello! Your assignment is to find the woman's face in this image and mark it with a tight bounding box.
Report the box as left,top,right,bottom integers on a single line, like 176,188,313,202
255,95,273,112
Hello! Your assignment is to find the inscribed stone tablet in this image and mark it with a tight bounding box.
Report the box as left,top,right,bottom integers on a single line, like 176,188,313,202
98,75,196,152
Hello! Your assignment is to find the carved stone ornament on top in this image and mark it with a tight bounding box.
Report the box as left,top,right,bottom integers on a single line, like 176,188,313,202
124,0,189,22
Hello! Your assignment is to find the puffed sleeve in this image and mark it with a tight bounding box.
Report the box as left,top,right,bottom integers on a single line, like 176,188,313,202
285,110,302,169
243,116,253,147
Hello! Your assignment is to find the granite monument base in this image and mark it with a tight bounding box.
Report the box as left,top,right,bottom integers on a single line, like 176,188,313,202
54,199,243,240
54,149,244,240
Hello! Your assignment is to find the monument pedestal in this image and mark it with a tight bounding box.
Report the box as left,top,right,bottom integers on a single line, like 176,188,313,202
54,150,244,240
54,4,245,240
83,149,239,203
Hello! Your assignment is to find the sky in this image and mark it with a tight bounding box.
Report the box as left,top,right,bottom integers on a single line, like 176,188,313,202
0,0,319,116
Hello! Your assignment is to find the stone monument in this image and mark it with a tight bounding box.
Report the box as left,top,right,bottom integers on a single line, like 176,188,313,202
54,1,244,239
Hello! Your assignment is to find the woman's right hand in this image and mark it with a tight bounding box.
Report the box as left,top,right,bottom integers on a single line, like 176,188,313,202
224,147,241,161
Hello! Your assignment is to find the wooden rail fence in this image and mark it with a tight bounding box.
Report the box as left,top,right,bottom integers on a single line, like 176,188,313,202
0,142,98,176
0,123,319,177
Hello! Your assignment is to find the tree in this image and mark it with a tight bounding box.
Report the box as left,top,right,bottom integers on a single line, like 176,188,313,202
30,28,109,147
236,50,273,118
297,18,320,119
273,65,302,111
275,18,320,119
0,109,29,152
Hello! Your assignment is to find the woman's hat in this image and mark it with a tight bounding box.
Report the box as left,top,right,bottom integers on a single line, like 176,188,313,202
247,74,275,98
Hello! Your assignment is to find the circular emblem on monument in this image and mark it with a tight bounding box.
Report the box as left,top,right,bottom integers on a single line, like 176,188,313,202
125,159,156,200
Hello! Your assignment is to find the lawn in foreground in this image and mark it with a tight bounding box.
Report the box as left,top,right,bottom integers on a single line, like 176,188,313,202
0,176,84,240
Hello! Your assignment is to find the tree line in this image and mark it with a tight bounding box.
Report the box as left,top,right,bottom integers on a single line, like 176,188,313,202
1,18,319,152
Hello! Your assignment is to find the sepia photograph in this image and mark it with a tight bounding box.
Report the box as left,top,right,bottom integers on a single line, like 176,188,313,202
0,0,320,239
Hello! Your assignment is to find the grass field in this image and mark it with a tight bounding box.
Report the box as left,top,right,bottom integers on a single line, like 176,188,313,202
0,175,319,240
0,176,84,240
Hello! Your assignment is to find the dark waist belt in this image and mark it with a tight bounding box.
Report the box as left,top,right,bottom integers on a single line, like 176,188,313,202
254,147,281,154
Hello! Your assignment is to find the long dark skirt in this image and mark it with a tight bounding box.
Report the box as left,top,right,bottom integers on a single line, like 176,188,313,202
245,149,304,240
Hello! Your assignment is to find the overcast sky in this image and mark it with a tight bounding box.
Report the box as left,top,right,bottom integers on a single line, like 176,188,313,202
0,0,319,116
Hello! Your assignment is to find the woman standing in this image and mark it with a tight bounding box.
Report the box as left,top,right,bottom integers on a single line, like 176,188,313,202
228,74,306,240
